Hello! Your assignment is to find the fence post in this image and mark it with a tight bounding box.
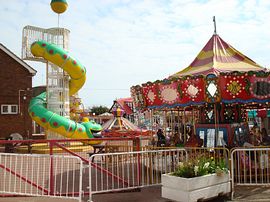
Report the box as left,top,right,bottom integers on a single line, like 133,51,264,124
49,140,54,195
135,136,141,186
135,136,141,151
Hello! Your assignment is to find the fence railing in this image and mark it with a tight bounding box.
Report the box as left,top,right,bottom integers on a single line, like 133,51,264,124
0,153,83,201
2,137,270,201
230,147,270,200
88,148,187,202
0,137,149,156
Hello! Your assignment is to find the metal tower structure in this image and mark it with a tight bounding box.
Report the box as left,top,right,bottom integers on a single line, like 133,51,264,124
22,25,70,139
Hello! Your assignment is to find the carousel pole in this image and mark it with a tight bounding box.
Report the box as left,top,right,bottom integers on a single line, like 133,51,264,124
163,110,167,133
212,17,219,146
153,109,157,134
169,110,171,131
153,109,155,134
177,109,180,140
150,109,153,135
192,107,195,135
183,107,186,144
267,105,270,134
214,103,218,147
171,110,174,135
216,103,221,146
217,104,220,145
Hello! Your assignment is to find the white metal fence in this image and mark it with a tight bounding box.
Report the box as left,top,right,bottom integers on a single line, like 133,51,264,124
5,147,270,201
88,148,187,202
0,153,83,201
230,147,270,199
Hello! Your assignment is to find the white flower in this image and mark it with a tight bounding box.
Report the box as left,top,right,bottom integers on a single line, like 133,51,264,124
179,162,184,168
194,166,199,176
203,162,210,169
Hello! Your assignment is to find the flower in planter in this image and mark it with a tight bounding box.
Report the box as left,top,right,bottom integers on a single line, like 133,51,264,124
162,156,231,202
171,156,228,178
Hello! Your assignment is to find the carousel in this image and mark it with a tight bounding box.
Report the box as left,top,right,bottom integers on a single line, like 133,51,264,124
131,29,270,148
101,108,150,137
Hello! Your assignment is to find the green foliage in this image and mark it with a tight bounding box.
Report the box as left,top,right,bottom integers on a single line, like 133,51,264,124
90,105,109,115
171,156,228,178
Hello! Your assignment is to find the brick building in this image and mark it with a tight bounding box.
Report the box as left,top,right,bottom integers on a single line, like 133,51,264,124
0,43,36,139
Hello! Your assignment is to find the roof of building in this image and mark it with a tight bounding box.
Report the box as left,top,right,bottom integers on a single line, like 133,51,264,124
170,34,264,78
0,43,37,75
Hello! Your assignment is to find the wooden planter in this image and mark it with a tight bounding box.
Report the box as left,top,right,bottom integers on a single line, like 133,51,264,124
161,172,231,202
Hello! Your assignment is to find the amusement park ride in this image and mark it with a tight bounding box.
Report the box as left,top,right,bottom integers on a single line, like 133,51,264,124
21,1,269,149
131,18,270,148
101,107,149,137
22,0,102,144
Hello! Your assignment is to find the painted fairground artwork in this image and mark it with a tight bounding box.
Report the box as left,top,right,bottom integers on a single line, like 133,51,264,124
1,1,270,201
131,17,270,149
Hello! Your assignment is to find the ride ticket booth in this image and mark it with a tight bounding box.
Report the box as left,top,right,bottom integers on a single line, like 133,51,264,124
196,122,250,148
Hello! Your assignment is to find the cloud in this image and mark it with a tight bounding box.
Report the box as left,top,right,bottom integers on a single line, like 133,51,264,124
0,0,270,107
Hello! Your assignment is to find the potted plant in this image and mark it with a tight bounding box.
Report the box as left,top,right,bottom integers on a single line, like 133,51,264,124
161,156,231,202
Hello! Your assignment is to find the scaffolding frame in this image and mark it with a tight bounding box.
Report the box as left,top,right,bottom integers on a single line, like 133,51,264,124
22,25,70,139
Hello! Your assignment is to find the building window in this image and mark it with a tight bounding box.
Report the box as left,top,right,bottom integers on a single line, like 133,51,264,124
1,104,18,114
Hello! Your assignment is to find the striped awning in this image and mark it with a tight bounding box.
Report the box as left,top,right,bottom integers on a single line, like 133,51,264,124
170,34,264,77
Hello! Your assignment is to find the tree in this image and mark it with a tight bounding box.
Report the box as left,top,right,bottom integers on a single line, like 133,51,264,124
90,105,109,115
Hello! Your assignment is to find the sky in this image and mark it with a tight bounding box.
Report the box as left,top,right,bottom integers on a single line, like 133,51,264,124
1,0,270,108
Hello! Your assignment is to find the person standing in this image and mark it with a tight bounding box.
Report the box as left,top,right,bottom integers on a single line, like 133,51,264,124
157,129,165,147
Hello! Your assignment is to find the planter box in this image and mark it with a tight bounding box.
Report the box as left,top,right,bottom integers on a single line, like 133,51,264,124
161,172,231,202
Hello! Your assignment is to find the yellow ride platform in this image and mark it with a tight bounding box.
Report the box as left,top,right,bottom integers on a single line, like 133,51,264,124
16,143,93,154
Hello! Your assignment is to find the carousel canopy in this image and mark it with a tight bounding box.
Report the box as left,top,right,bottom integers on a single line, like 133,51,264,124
170,34,263,77
102,108,141,132
102,116,141,132
101,107,149,137
131,34,270,110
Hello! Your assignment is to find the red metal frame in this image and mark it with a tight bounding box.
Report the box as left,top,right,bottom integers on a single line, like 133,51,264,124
102,131,151,137
49,141,54,195
0,136,146,197
0,163,49,194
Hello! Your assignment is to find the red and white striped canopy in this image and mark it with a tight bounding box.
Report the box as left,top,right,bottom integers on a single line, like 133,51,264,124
170,34,263,77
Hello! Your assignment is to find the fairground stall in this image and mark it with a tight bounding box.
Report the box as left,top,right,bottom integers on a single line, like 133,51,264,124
131,33,270,148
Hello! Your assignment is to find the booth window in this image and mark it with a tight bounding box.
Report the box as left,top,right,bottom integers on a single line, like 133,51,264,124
1,104,18,114
206,129,215,147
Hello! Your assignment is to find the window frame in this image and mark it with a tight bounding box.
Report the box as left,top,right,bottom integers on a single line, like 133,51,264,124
1,104,18,114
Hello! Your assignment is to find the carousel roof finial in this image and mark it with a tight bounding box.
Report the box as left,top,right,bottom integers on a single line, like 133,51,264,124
213,16,217,35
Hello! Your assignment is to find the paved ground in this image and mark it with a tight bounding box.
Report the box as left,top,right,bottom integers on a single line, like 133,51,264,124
90,186,229,202
0,186,234,202
1,185,270,202
232,185,270,201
